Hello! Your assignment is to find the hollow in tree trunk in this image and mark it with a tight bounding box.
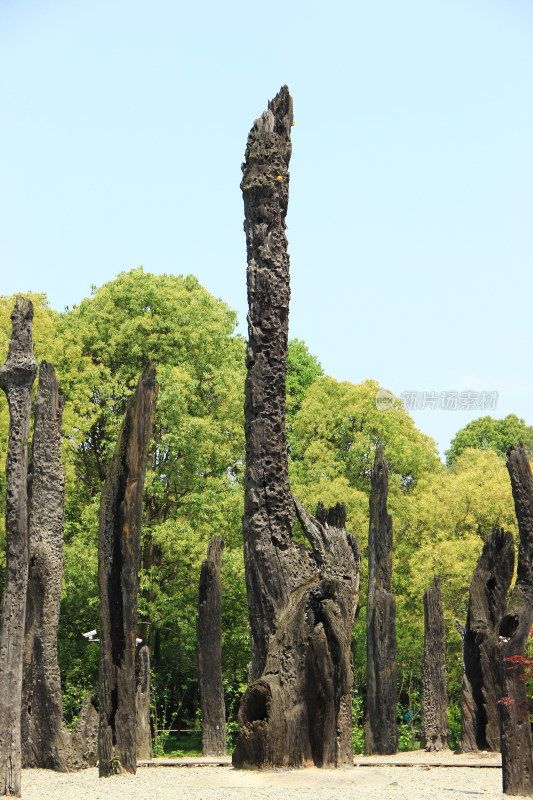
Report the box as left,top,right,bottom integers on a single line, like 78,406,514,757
0,297,38,797
364,444,397,755
197,536,226,756
497,444,533,796
420,575,449,751
233,86,361,770
98,363,158,777
457,527,514,753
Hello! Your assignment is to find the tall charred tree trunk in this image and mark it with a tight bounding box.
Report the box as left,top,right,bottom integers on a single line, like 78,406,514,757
0,297,38,797
98,363,158,778
364,445,397,755
233,86,361,770
197,536,226,756
498,444,533,796
136,646,152,761
420,575,449,751
21,361,70,771
457,527,514,753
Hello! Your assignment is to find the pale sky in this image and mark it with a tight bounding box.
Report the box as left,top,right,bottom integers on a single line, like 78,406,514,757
1,0,532,458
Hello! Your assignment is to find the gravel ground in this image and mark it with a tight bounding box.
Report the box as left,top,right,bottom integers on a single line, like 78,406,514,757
19,758,530,800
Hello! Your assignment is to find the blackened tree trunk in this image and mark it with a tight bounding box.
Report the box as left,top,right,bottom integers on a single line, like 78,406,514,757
136,646,152,761
498,444,533,796
0,297,38,797
21,361,70,771
234,500,360,769
364,445,397,755
197,536,226,756
420,575,449,751
98,363,158,777
457,527,514,753
233,86,361,770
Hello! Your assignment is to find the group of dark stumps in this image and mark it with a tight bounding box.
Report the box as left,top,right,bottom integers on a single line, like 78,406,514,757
0,86,532,798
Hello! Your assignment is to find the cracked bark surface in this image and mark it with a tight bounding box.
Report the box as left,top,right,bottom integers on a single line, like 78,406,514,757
233,87,361,770
98,363,158,777
0,297,38,796
364,444,398,755
420,575,449,751
21,361,71,771
457,527,514,754
497,444,533,796
197,536,226,756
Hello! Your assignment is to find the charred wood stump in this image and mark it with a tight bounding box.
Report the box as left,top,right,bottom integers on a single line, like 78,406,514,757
197,536,226,756
21,361,71,771
241,84,297,684
233,500,360,769
497,444,533,796
457,527,514,754
0,297,38,796
136,646,152,761
69,695,99,769
98,363,158,777
420,575,449,751
364,445,397,755
234,86,360,770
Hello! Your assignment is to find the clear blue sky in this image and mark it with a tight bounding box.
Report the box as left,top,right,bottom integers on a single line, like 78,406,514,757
1,0,532,458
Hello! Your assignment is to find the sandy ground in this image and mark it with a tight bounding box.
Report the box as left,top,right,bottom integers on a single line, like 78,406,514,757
20,751,527,800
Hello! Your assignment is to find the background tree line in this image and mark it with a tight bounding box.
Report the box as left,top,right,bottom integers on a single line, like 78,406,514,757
1,267,531,751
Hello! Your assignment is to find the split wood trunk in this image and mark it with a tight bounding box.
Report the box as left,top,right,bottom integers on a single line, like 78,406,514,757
98,363,158,777
497,444,533,796
233,501,360,769
0,297,38,797
197,536,226,756
21,361,71,770
457,527,514,753
364,445,398,755
136,646,152,761
420,575,449,751
233,86,361,770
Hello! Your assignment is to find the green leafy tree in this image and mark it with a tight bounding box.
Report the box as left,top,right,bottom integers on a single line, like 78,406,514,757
446,414,533,465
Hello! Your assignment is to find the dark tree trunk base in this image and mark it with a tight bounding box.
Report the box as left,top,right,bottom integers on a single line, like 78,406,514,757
457,528,514,754
0,298,38,796
364,446,398,756
420,576,449,752
497,445,533,796
197,536,226,757
98,364,158,777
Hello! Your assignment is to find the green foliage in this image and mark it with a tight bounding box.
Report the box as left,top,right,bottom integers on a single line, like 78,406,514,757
286,338,323,422
351,691,365,754
1,271,527,753
446,414,533,465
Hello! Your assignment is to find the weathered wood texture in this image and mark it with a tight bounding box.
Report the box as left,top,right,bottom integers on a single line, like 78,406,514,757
69,695,99,768
241,84,297,684
234,86,361,769
98,363,158,777
498,444,533,796
197,536,226,756
136,646,152,761
457,527,514,754
420,576,449,751
21,361,70,770
233,500,360,769
0,297,38,796
364,445,398,755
